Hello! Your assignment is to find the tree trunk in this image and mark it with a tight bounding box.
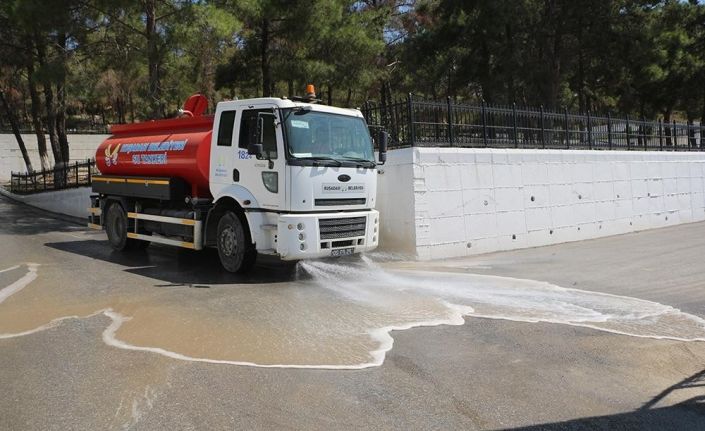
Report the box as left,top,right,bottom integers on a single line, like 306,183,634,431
0,90,34,174
576,21,586,113
479,37,493,103
199,30,216,111
663,110,672,147
540,0,562,109
346,88,352,107
56,32,69,163
116,96,125,124
687,118,695,149
25,53,50,170
261,18,272,97
505,22,517,103
145,0,164,119
35,34,62,167
327,84,333,106
701,88,705,149
129,91,135,123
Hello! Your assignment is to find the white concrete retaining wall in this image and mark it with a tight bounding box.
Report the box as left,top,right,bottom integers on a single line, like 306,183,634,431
0,187,92,219
0,134,108,180
375,148,417,253
376,148,705,260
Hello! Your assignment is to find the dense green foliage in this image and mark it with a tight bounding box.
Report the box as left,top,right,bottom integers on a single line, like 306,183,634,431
1,0,704,168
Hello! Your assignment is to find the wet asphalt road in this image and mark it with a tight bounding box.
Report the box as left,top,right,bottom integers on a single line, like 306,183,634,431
0,195,704,430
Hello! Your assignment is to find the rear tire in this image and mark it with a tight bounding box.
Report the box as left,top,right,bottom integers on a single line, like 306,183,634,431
216,211,257,273
104,202,144,251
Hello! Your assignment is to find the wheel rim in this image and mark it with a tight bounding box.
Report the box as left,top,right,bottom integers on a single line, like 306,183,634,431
220,226,237,256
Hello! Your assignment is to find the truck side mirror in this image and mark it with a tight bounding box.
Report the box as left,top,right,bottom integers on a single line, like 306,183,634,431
247,116,263,156
378,131,388,165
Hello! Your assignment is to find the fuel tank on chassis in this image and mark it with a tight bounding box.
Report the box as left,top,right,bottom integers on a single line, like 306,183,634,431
95,116,214,198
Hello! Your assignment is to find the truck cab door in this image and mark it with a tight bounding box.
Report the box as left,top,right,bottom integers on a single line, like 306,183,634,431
234,106,284,210
209,104,284,210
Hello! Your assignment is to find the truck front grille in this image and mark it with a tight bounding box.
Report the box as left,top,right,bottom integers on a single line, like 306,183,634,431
319,216,366,240
315,198,366,206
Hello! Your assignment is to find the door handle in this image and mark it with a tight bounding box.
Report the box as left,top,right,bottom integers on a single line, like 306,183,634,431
233,169,240,182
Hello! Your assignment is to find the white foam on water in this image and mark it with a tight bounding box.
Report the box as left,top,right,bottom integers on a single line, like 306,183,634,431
0,310,106,339
298,257,705,343
100,309,396,369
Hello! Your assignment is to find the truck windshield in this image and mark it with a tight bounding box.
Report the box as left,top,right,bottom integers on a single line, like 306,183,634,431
283,110,374,165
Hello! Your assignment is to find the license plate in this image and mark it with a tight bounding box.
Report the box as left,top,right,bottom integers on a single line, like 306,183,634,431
331,247,354,257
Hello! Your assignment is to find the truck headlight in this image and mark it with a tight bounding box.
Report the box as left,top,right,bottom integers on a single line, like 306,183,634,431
262,172,278,193
298,233,305,241
297,223,305,231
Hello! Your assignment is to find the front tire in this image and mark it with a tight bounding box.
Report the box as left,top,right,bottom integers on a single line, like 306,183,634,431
216,212,257,273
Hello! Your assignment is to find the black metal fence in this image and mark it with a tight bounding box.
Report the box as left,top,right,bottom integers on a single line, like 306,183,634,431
362,95,705,151
10,159,97,195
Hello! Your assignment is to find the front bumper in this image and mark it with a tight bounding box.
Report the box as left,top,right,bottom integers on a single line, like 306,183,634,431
276,210,379,260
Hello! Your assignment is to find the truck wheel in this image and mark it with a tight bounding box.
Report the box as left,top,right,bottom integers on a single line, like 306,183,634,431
217,212,257,273
105,203,130,251
105,203,144,251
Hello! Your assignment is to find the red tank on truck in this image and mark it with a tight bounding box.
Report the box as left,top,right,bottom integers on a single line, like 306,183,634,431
89,90,388,273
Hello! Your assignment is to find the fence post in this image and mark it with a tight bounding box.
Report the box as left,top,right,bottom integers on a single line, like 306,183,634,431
407,93,415,146
87,159,92,184
512,103,519,148
587,110,593,150
539,105,546,149
659,120,663,151
447,96,454,146
43,170,47,190
564,107,569,149
672,120,677,151
481,100,488,147
626,115,631,151
607,112,613,150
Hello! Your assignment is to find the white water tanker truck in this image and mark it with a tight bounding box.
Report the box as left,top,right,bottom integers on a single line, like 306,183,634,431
88,87,387,273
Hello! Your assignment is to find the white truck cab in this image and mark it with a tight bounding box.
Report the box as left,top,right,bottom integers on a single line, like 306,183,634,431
209,97,383,261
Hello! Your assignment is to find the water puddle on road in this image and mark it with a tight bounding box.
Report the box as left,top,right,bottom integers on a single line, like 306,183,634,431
1,257,705,369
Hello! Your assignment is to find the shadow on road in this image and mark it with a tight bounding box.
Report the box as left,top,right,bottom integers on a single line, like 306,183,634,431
45,239,300,285
0,195,83,236
504,369,705,430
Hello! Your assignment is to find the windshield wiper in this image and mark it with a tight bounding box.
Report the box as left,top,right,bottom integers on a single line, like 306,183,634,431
295,156,342,166
339,157,376,168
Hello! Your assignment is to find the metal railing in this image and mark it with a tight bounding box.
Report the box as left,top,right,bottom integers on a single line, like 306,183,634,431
10,159,98,195
362,95,705,151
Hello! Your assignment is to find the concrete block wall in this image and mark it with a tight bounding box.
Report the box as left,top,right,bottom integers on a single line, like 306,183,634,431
0,134,108,181
376,147,705,260
375,148,417,253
